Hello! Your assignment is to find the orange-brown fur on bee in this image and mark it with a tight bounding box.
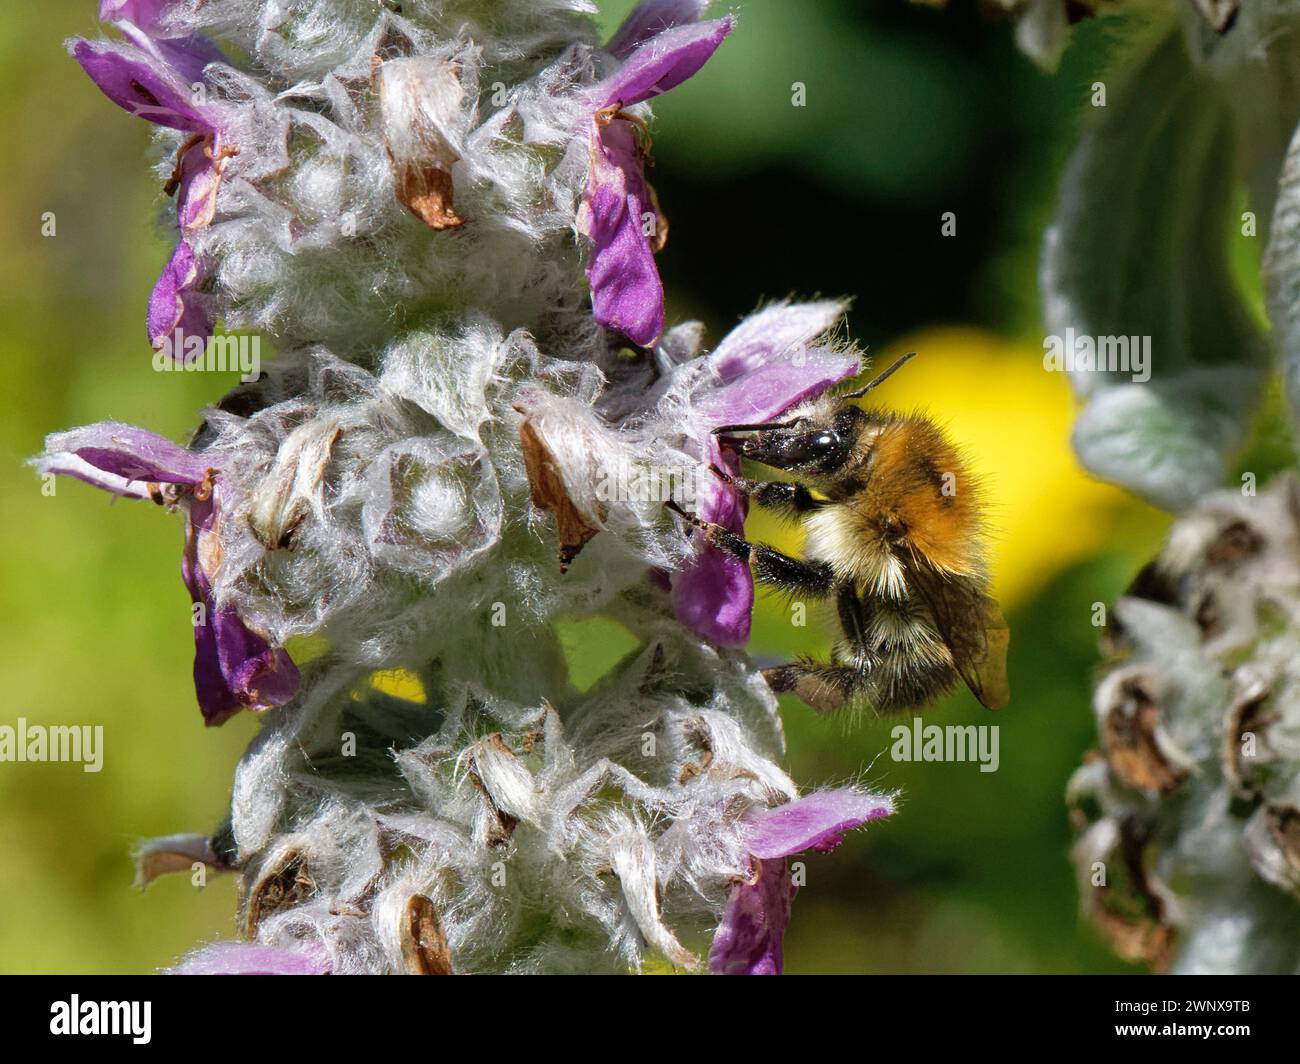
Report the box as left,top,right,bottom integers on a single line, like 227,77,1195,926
672,363,1009,717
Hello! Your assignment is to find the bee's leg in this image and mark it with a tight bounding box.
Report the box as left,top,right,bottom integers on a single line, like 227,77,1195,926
761,662,861,714
665,500,835,597
766,587,871,712
748,545,836,597
768,652,958,716
709,464,822,518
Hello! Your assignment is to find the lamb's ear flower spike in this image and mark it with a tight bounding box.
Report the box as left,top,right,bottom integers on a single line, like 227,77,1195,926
668,301,858,645
171,941,331,975
710,788,895,975
36,422,298,726
50,3,899,975
578,14,735,347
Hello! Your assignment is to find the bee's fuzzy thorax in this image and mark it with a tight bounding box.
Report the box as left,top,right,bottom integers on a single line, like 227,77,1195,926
801,407,988,589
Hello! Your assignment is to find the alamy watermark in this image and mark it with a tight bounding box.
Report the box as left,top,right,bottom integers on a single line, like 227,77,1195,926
890,717,999,773
153,329,261,382
0,717,103,772
595,464,698,506
1043,329,1150,383
50,996,150,1044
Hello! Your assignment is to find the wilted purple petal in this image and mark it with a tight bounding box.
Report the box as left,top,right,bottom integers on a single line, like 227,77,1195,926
213,603,301,719
70,37,213,132
579,120,663,347
148,240,212,355
185,491,300,727
135,832,228,888
709,789,894,975
746,787,895,858
171,941,331,975
43,420,212,486
580,14,730,347
176,144,224,232
605,0,708,60
594,17,734,109
708,857,791,976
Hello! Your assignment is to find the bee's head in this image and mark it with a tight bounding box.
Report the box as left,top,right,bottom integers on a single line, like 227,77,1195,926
712,354,916,478
716,399,870,476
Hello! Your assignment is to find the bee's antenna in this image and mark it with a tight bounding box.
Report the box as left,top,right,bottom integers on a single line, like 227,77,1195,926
842,351,917,400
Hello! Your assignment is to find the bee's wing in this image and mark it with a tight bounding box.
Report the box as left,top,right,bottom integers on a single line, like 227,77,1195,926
905,559,1010,710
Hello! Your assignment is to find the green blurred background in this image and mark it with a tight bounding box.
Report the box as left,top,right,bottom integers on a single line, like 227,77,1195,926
0,1,1227,973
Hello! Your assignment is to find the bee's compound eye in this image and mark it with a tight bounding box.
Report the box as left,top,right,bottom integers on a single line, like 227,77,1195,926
813,432,835,452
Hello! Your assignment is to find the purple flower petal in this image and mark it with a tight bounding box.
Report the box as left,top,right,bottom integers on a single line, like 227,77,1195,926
707,300,850,383
185,492,300,727
708,857,792,976
697,352,861,432
70,37,213,133
605,0,708,60
579,120,663,347
580,17,730,345
100,0,167,30
36,455,154,499
110,15,227,94
709,789,894,975
38,426,299,726
148,240,212,355
43,420,213,486
594,17,734,109
72,23,226,357
746,787,895,858
670,433,751,643
670,538,752,644
171,941,331,975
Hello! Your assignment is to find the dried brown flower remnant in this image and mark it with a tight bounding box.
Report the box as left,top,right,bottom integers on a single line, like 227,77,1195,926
1246,803,1300,898
1224,671,1277,798
245,847,316,936
400,894,454,975
1076,818,1177,971
1098,669,1187,795
518,413,603,573
376,56,465,230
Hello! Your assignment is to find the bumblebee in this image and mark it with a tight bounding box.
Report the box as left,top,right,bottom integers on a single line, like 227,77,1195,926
669,353,1009,715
